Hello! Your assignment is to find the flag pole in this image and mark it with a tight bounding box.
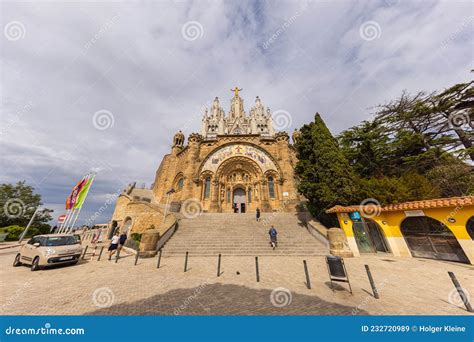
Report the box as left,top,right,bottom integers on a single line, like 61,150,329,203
65,208,81,233
62,208,76,233
68,173,96,233
18,207,41,242
58,209,70,233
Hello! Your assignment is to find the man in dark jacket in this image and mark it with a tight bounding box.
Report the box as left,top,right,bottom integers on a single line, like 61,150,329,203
118,232,127,252
268,226,278,250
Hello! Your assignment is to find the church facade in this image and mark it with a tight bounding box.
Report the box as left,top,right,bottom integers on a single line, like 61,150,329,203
110,89,302,235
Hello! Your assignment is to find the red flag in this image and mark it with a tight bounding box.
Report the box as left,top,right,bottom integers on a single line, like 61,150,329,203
65,174,90,210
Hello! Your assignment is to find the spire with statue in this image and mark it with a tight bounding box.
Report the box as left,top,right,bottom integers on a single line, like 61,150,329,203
201,88,278,138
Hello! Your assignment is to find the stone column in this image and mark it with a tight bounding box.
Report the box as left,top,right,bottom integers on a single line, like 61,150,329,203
182,133,202,200
210,178,220,212
276,132,299,208
260,180,271,212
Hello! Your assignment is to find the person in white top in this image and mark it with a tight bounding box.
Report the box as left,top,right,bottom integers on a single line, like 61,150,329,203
108,232,120,260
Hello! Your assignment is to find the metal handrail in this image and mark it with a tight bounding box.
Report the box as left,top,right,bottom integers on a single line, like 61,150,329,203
156,221,178,251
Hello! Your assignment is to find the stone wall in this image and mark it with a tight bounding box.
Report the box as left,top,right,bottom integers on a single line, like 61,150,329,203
151,134,302,212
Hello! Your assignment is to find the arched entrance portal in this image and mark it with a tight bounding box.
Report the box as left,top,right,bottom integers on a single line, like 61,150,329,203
401,216,469,263
233,188,246,213
199,155,280,213
122,217,132,235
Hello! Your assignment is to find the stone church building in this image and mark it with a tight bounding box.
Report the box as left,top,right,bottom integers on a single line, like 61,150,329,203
110,89,303,235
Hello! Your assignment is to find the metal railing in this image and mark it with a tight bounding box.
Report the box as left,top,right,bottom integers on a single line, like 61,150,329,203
156,221,178,251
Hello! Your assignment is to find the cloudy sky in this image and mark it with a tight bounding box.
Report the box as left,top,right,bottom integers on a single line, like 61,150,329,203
1,0,472,226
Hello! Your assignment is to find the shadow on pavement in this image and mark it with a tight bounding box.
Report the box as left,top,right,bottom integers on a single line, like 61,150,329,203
86,283,368,315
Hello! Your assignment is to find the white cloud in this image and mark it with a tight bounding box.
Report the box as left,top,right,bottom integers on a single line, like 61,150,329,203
1,0,472,224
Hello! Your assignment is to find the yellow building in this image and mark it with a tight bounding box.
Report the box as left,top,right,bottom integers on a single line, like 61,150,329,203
327,196,474,265
109,89,304,237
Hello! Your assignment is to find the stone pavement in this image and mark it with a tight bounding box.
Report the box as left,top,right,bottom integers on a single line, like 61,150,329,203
0,245,473,315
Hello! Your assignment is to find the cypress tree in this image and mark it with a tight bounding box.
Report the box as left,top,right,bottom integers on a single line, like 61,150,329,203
294,113,358,224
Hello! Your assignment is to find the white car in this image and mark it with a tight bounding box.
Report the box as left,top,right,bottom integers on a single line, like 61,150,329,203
13,234,83,271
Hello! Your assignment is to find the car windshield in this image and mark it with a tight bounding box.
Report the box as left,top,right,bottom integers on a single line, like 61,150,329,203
44,236,77,246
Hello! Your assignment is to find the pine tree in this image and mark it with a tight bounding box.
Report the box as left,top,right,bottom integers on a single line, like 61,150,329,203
294,113,358,224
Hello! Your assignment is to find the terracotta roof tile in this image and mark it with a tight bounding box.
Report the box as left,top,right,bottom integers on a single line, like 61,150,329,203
326,196,474,214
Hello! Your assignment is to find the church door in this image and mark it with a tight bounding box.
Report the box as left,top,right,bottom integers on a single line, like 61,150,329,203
233,188,246,213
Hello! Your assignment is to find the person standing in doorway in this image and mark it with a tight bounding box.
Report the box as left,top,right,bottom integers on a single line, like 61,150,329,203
256,208,261,222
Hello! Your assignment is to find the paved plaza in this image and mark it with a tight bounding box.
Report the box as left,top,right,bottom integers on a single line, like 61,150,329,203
0,244,473,316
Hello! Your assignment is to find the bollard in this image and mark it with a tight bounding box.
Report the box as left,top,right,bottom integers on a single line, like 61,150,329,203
134,251,139,266
156,249,162,269
303,260,311,289
184,251,189,272
255,256,260,282
448,271,473,312
217,254,222,277
365,265,379,299
81,245,88,260
115,249,120,263
97,246,104,261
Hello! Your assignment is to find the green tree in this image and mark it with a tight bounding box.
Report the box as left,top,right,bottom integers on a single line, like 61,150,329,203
428,80,474,161
0,181,53,232
425,156,474,197
338,120,392,177
295,113,358,225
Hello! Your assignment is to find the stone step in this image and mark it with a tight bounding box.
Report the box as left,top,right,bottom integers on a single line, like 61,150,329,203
163,251,327,255
162,213,328,256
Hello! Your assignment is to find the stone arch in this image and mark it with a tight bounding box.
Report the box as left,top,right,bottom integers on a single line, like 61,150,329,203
122,217,133,235
197,142,282,177
172,172,185,191
215,156,263,179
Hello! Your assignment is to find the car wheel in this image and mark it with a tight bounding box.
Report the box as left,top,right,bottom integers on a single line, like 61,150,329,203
31,256,40,271
13,253,22,267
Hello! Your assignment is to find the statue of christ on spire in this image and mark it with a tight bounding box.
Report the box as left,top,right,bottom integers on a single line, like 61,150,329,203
231,87,242,97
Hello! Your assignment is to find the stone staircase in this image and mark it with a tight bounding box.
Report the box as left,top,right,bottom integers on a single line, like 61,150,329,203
161,212,329,256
